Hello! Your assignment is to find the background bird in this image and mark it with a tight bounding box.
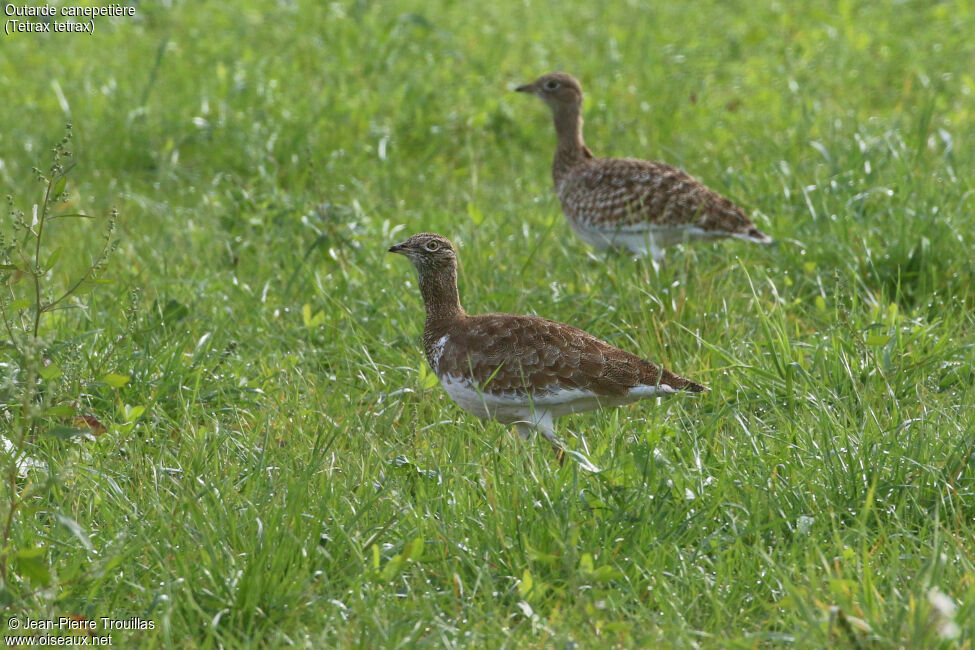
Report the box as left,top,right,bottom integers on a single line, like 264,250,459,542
516,72,772,264
389,232,706,466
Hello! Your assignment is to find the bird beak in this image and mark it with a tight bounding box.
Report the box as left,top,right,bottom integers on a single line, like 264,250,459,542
514,83,533,93
388,242,407,254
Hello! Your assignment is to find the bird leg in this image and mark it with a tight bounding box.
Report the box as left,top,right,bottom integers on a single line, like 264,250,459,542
516,415,598,471
515,419,565,465
553,444,566,466
528,418,569,466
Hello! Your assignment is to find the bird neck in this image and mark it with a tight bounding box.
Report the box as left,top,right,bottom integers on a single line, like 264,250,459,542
418,264,465,329
551,102,592,180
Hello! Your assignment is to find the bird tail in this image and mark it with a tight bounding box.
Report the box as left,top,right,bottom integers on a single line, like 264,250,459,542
659,368,708,393
733,226,772,244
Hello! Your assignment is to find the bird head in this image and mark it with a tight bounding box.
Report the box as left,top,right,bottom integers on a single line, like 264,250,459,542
388,232,458,272
515,72,583,109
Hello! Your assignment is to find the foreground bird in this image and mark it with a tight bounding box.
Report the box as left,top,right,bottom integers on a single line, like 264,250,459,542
389,232,705,464
515,72,771,264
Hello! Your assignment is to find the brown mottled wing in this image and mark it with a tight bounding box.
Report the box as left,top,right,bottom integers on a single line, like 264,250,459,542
438,314,703,397
559,157,759,235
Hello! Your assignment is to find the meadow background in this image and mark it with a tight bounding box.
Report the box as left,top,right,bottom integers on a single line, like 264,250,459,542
1,0,974,646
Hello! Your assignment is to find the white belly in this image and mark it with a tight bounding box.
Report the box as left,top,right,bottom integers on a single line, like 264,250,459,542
566,219,676,259
439,374,673,423
440,375,538,423
565,217,734,262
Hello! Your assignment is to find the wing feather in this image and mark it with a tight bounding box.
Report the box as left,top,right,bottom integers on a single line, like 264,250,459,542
558,157,760,236
436,314,703,397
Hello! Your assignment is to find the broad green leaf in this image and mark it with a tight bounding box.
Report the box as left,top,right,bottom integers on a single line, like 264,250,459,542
302,303,325,327
14,547,50,585
527,549,559,564
72,279,98,295
381,554,404,581
406,537,424,562
39,364,62,380
124,405,146,422
419,364,439,390
372,544,380,570
8,298,31,311
579,553,594,574
101,373,130,388
45,403,76,417
865,334,891,346
591,565,624,582
45,247,62,271
52,175,67,198
467,202,484,225
159,298,189,323
518,569,533,598
46,426,90,439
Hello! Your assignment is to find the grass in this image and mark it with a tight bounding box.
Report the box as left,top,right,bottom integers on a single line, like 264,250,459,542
1,0,973,646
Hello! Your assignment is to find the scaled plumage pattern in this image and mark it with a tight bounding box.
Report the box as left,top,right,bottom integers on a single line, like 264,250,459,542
389,232,705,463
516,72,771,263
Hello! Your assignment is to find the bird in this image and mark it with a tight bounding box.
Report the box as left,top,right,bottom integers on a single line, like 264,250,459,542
388,232,706,465
515,72,771,264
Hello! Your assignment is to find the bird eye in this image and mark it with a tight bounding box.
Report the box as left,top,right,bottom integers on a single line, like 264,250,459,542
424,240,440,252
543,80,560,91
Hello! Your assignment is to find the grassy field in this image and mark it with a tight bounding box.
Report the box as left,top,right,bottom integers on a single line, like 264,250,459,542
1,0,974,646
